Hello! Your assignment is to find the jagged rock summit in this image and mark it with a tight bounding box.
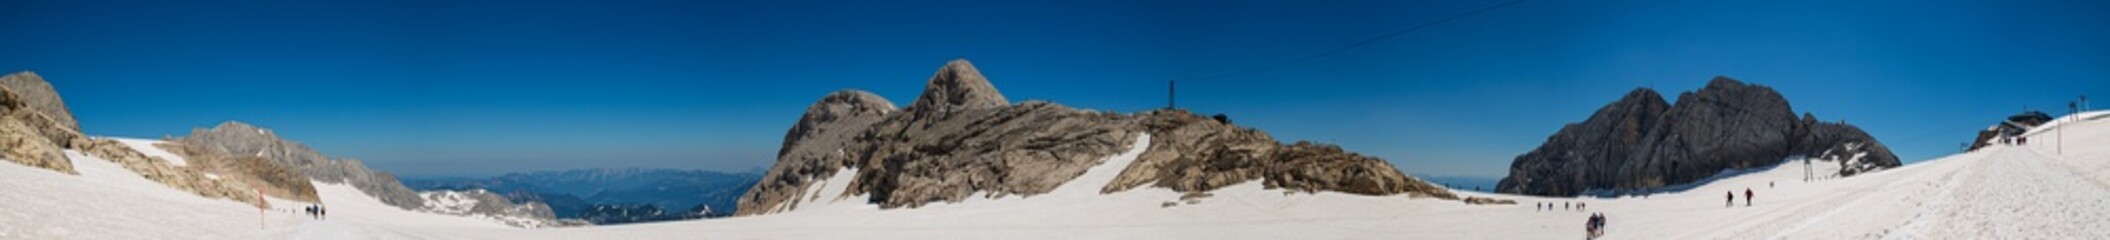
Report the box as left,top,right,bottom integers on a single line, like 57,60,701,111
737,59,1455,216
909,59,1008,113
1496,76,1900,196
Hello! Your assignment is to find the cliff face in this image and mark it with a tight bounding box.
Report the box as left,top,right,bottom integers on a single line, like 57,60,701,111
0,71,84,174
736,60,1454,216
1497,77,1900,196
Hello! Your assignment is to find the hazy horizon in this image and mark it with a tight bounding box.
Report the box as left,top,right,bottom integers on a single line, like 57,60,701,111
4,0,2105,178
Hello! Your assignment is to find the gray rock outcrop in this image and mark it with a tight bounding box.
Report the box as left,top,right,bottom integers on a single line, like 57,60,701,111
417,189,591,228
1496,76,1901,196
736,59,1455,216
0,71,82,174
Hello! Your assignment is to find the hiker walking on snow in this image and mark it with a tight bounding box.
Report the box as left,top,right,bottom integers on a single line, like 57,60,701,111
1745,188,1754,206
1726,191,1734,207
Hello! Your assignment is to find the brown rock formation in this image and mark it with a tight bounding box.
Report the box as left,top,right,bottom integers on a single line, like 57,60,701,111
736,59,1456,216
0,71,82,174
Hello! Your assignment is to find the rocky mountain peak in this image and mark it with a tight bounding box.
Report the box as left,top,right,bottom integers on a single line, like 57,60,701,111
0,71,80,136
1685,76,1792,115
906,59,1008,114
778,89,897,157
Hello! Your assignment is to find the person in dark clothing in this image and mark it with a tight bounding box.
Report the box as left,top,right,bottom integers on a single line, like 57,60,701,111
1745,188,1754,206
1726,191,1735,207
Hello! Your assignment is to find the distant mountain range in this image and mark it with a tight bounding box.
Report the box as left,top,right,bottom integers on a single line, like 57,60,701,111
404,168,762,224
1413,175,1502,192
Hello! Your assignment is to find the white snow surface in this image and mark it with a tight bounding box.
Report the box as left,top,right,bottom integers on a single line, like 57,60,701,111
7,118,2110,239
110,137,188,167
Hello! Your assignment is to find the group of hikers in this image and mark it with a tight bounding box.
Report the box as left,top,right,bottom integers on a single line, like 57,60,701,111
2000,136,2029,145
1522,186,1770,238
1536,201,1586,212
1727,188,1755,207
304,205,328,220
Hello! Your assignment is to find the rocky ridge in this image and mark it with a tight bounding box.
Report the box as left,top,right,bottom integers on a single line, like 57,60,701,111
1495,76,1900,196
736,59,1455,216
173,122,424,209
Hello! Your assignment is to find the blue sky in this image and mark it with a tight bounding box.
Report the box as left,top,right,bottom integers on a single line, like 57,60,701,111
1,0,2104,178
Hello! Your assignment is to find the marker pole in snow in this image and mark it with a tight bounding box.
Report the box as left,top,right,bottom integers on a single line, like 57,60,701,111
257,188,266,230
2065,101,2076,155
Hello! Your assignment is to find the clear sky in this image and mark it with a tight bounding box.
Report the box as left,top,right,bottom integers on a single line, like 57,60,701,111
2,0,2104,178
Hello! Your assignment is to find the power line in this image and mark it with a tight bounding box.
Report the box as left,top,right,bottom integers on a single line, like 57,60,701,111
1184,0,1529,82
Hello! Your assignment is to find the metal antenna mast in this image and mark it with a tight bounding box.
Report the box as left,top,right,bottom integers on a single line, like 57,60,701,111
1168,78,1177,110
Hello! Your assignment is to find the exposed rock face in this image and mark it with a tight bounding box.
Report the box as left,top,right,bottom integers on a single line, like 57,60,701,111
418,189,590,228
160,141,321,202
0,117,72,173
736,90,896,215
75,138,263,206
737,60,1455,216
0,71,82,174
174,122,425,209
173,122,575,227
0,71,265,206
845,101,1139,208
1793,116,1899,176
1106,110,1455,198
0,72,82,146
1496,77,1901,196
905,59,1009,116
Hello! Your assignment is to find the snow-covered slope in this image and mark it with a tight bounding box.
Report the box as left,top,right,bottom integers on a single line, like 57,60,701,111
0,150,301,239
6,112,2109,239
